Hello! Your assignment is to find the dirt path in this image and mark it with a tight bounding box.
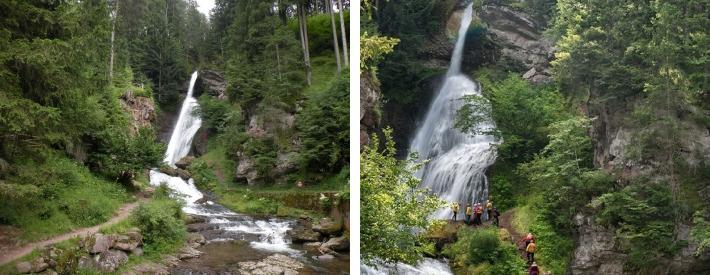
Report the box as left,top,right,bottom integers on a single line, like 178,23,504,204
0,198,147,266
499,209,528,259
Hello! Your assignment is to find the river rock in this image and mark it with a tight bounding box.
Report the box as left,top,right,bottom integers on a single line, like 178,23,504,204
78,255,95,270
31,257,49,273
320,236,349,252
184,214,207,224
288,219,321,243
238,254,304,275
161,255,180,267
312,217,343,235
186,223,219,232
86,233,113,254
128,262,169,275
175,156,195,169
176,168,191,180
177,246,203,260
187,233,206,246
303,242,322,252
96,250,128,272
16,261,32,274
159,166,179,177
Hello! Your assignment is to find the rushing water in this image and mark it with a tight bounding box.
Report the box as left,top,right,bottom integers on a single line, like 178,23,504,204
148,71,347,272
361,4,497,274
410,3,497,221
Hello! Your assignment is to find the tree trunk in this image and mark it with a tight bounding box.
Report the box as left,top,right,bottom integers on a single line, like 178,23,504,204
109,0,119,82
275,43,282,80
298,3,312,85
336,0,348,67
326,0,341,73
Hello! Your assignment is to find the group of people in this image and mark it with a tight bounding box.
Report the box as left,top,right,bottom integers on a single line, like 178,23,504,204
450,199,500,226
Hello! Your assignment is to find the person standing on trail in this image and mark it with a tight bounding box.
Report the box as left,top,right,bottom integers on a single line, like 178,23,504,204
486,200,493,221
526,240,537,264
465,204,473,225
451,202,460,221
475,203,484,225
492,207,500,227
528,262,540,275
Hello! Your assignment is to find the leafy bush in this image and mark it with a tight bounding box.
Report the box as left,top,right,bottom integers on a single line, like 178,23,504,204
196,94,240,133
188,159,218,191
132,187,186,246
443,227,526,275
89,127,165,182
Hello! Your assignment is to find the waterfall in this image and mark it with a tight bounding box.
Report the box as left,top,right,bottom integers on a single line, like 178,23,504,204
148,71,296,254
409,3,497,220
164,71,202,166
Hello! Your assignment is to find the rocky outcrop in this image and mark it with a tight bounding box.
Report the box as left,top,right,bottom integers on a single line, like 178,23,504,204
196,70,227,100
320,236,349,253
238,254,304,275
569,214,626,275
95,250,129,272
360,73,380,146
175,156,195,170
288,219,322,243
120,91,156,135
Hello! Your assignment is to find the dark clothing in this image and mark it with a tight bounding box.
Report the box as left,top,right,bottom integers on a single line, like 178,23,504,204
528,266,539,275
452,212,457,221
527,252,535,263
487,210,492,221
475,213,482,225
466,215,471,225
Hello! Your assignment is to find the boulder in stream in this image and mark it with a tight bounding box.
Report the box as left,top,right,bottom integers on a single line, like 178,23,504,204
175,156,195,169
238,254,304,275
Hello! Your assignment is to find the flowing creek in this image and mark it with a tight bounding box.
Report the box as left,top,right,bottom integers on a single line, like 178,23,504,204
150,71,348,273
363,3,496,274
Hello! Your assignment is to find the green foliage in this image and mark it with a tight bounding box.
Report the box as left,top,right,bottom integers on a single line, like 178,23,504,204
361,128,446,265
188,159,218,191
595,183,680,270
297,72,349,173
132,186,186,247
443,227,526,275
287,11,350,56
691,210,710,256
89,127,165,182
196,94,241,133
360,32,399,72
0,155,130,240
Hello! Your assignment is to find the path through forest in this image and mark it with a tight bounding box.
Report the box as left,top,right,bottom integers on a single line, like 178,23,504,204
0,197,148,266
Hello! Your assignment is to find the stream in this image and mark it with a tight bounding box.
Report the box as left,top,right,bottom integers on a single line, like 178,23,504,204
149,71,348,273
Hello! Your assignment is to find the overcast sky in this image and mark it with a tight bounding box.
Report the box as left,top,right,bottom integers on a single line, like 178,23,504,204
195,0,215,18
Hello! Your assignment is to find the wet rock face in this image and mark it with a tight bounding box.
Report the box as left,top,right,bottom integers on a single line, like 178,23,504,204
238,254,304,275
288,219,322,243
360,73,380,146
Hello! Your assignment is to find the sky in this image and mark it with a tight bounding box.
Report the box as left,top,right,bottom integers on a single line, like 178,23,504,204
194,0,215,18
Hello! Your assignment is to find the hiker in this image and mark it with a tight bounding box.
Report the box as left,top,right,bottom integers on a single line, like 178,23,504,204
486,200,493,221
475,203,484,225
526,239,537,264
528,262,540,275
492,207,500,227
451,202,460,221
465,204,473,225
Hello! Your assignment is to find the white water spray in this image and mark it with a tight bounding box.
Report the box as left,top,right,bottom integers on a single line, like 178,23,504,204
164,71,202,166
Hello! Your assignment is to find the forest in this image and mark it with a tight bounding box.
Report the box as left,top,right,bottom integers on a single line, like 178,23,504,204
0,0,350,274
361,0,708,274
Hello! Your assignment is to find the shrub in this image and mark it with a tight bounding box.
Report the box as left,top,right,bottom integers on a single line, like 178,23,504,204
132,190,186,246
443,227,526,275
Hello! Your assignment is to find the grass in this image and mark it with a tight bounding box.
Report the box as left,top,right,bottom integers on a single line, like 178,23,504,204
0,156,133,242
303,54,339,97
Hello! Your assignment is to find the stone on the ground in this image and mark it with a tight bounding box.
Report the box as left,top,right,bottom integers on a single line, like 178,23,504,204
130,247,143,257
162,255,180,267
87,233,113,254
31,257,49,273
159,166,179,177
312,217,343,235
114,235,140,251
238,254,304,275
288,227,321,243
187,233,206,246
128,262,169,275
95,250,128,272
177,246,203,260
78,255,95,270
175,156,195,169
320,236,349,252
186,223,218,232
16,261,32,274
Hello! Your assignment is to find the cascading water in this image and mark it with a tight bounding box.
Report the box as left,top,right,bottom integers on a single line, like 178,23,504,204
363,4,492,274
148,71,296,254
410,3,497,220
